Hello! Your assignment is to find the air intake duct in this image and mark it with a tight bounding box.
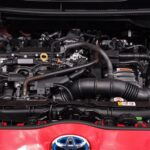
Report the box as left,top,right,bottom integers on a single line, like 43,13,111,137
71,79,150,101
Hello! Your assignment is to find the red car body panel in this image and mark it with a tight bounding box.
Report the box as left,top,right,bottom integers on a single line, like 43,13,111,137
0,123,150,150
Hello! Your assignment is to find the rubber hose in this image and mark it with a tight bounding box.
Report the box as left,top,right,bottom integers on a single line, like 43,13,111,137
23,59,98,96
71,78,150,101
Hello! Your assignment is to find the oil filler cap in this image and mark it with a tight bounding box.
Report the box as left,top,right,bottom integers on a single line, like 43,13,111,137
40,53,48,62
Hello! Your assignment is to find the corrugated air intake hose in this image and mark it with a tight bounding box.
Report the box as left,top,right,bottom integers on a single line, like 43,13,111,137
71,78,150,101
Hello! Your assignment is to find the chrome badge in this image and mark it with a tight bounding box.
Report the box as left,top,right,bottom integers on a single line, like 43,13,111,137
52,135,90,150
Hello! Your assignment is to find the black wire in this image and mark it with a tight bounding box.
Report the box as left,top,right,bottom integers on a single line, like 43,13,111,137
0,79,8,83
51,35,80,52
125,45,146,50
28,95,48,99
0,74,8,78
54,84,74,101
31,63,50,75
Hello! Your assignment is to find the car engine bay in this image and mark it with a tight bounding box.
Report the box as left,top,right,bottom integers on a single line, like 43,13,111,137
0,19,150,128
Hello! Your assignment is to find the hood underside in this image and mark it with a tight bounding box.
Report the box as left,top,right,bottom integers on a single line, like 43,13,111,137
0,0,150,10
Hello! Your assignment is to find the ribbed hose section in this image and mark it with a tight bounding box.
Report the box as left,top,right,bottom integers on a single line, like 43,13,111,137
123,83,139,100
71,79,150,101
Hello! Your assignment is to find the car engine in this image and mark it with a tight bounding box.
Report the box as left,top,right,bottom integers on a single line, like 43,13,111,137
0,26,150,128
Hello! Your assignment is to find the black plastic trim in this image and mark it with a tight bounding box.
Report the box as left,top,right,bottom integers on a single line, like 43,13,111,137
0,121,150,131
24,0,127,2
1,7,150,16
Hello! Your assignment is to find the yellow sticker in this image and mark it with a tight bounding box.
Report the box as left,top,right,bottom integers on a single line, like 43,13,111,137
118,102,123,106
118,102,136,107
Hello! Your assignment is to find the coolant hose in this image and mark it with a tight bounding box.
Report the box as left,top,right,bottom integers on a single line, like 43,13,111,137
71,78,150,101
23,59,98,96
